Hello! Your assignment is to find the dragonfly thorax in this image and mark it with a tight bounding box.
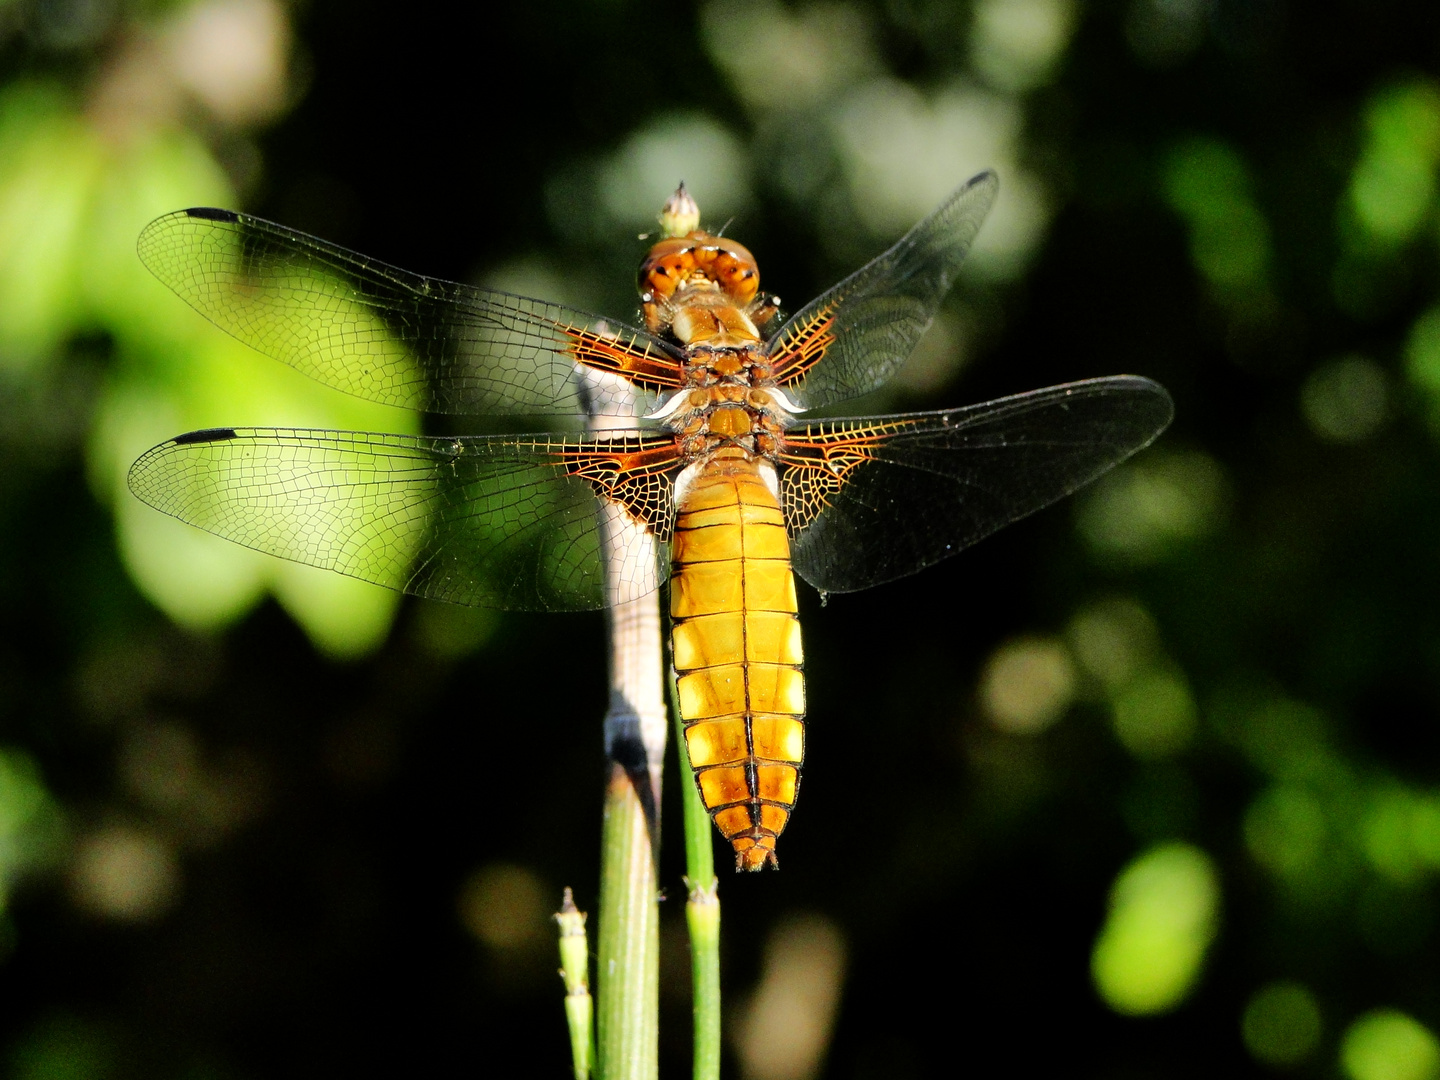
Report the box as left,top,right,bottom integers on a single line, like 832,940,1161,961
642,245,799,462
655,379,793,461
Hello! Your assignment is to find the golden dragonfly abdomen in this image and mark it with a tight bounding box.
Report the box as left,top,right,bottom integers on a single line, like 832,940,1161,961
671,448,805,871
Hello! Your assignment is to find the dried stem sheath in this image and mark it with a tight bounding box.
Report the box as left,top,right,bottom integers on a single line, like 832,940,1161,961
594,486,666,1080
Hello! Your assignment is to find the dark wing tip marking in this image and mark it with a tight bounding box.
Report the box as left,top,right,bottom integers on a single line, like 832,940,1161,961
171,427,239,445
183,207,240,222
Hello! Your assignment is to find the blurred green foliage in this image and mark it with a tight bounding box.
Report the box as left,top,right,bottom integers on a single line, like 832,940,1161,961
0,69,411,658
1163,137,1272,300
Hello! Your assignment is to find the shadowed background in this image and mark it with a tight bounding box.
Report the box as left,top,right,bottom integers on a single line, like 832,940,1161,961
1,0,1439,1077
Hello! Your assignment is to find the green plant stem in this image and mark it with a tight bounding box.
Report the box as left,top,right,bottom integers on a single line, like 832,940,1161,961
673,685,721,1080
556,887,596,1080
685,881,721,1080
597,763,660,1080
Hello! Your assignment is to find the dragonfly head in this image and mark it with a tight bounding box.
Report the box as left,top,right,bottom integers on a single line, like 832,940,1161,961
640,186,763,334
638,231,761,331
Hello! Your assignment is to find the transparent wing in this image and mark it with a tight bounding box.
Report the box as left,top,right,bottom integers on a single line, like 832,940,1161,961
765,170,998,411
127,427,682,611
137,209,686,418
778,376,1174,593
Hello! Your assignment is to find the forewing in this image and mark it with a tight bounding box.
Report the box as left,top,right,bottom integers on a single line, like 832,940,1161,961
779,376,1174,593
766,171,998,411
126,428,681,611
137,209,685,418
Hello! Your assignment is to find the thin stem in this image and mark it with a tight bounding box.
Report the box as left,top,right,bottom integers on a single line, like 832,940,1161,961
597,764,660,1080
556,888,596,1080
685,888,721,1080
673,679,721,1080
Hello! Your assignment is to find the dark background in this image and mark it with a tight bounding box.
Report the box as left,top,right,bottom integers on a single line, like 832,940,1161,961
1,0,1439,1076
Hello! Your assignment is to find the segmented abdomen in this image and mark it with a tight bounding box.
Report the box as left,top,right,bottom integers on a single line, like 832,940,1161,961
670,450,805,871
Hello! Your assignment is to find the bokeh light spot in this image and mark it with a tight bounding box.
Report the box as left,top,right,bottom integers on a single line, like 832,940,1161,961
1227,696,1333,780
0,748,64,906
0,87,104,368
1124,0,1210,67
1110,667,1197,758
1091,842,1219,1015
116,721,265,846
969,0,1077,92
1341,1010,1440,1080
1348,81,1440,245
118,721,200,813
599,114,751,233
1301,355,1389,443
700,0,878,115
68,824,179,922
25,0,116,49
112,491,269,628
1163,137,1271,294
1363,789,1426,883
1242,980,1323,1067
1405,308,1440,387
831,79,1048,279
1077,449,1228,564
1245,785,1326,879
1067,597,1161,691
457,862,550,951
735,913,847,1080
979,635,1076,735
412,600,498,660
1403,308,1440,435
271,560,402,660
1408,795,1440,869
96,283,419,654
166,0,291,128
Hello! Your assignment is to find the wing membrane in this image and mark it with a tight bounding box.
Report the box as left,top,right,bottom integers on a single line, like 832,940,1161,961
137,209,685,418
766,170,999,411
779,375,1174,592
126,427,681,611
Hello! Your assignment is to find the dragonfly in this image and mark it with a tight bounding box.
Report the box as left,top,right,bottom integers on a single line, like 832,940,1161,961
128,170,1172,871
